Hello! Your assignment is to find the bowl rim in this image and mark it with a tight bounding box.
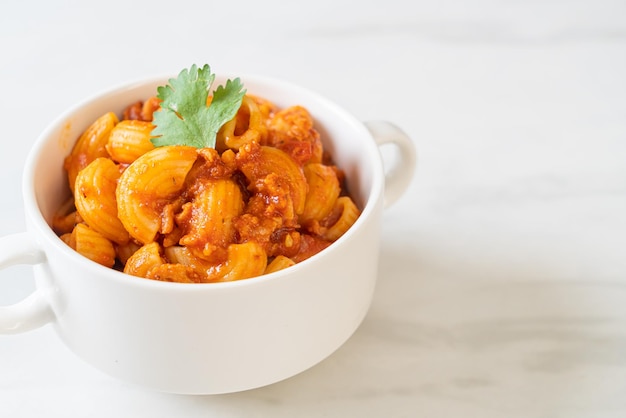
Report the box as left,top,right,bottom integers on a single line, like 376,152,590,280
22,73,385,291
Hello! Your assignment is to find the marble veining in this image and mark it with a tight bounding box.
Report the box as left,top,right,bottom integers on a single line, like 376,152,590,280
1,0,626,417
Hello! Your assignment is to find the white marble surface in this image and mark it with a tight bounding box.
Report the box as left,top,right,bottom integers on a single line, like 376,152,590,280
1,0,625,416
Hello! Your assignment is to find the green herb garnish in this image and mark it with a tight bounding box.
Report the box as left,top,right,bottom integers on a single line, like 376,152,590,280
150,64,246,148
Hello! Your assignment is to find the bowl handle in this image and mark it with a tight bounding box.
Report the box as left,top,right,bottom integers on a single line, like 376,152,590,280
0,232,54,334
365,121,417,209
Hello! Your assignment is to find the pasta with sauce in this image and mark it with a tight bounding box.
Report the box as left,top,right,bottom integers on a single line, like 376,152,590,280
53,91,361,283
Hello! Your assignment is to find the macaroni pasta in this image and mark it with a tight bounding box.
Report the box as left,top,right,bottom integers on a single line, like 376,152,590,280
53,91,361,283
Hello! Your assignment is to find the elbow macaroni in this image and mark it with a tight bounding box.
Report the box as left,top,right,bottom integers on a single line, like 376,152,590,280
54,92,362,283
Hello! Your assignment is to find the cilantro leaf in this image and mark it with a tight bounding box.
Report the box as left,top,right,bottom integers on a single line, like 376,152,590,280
150,64,246,149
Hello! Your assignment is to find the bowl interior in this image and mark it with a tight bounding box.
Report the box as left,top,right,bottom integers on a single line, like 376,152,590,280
24,75,384,269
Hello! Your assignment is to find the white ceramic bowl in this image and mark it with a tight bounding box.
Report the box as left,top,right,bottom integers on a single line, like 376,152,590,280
0,74,416,394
